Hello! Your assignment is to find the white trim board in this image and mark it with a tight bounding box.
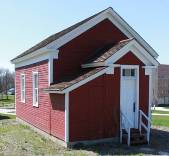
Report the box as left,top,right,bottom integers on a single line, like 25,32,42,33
65,93,69,143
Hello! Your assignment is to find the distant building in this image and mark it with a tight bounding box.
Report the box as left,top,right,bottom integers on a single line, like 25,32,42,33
158,64,169,105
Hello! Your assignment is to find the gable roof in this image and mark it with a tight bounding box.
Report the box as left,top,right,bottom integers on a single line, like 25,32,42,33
43,67,108,93
12,7,158,63
11,8,108,61
84,38,133,64
44,37,159,94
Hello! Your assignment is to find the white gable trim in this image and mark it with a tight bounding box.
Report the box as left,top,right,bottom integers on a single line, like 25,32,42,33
46,8,158,58
82,40,159,68
11,8,158,67
105,40,159,66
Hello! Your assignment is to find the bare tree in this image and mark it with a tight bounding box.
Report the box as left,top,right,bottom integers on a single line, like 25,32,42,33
0,68,15,100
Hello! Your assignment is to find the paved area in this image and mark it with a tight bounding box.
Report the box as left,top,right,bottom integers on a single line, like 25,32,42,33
152,113,169,116
151,107,169,111
0,108,16,115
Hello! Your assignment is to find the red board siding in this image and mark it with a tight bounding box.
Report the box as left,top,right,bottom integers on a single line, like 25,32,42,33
53,19,127,82
15,61,65,141
69,68,120,142
50,94,65,140
69,52,149,142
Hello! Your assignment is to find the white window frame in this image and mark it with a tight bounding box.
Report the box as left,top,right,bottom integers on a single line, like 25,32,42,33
20,74,25,103
32,72,39,107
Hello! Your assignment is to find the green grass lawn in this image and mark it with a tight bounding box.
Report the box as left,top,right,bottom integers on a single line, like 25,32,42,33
152,110,169,114
152,115,169,127
0,113,169,155
0,95,15,108
0,113,96,156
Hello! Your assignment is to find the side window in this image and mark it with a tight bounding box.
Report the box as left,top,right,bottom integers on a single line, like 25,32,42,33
33,72,38,107
20,74,25,103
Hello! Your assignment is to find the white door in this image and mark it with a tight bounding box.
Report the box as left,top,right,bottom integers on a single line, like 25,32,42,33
121,68,138,128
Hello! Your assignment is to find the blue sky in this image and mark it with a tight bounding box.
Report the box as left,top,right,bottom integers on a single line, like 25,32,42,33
0,0,169,71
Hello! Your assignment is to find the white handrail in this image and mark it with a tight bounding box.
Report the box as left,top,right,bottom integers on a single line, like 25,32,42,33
120,111,133,146
139,110,151,144
140,110,151,122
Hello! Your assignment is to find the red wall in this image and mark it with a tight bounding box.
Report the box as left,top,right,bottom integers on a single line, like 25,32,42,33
53,19,127,82
15,61,65,141
69,52,149,142
50,94,65,140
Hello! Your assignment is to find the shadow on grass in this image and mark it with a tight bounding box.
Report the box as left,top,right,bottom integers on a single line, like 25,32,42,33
0,114,16,120
0,114,11,120
71,128,169,155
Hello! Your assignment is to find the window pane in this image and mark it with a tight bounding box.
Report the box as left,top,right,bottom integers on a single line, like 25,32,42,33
34,74,38,88
35,89,38,103
33,73,38,106
21,75,25,102
123,69,131,76
131,69,135,76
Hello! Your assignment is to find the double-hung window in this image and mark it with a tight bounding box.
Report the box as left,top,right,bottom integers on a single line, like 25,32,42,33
33,72,39,107
20,74,25,103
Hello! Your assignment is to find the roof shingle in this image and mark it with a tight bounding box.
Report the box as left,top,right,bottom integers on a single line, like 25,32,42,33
44,67,107,92
12,8,111,61
84,38,133,64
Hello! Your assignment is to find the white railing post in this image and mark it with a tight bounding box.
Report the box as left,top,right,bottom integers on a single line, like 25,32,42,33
120,111,132,146
120,112,122,143
139,109,151,144
120,129,122,143
128,128,130,146
139,110,142,134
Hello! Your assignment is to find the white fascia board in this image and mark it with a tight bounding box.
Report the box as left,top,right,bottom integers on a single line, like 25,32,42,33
142,66,158,69
81,62,105,68
46,13,108,49
12,49,59,69
105,40,159,66
106,8,158,58
44,67,110,94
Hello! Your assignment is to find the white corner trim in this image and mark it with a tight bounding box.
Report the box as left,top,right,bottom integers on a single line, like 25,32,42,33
144,67,153,119
106,64,121,74
48,50,59,84
106,66,114,74
65,92,69,143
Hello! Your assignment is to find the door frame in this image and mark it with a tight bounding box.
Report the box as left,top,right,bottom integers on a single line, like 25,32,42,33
120,65,139,128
